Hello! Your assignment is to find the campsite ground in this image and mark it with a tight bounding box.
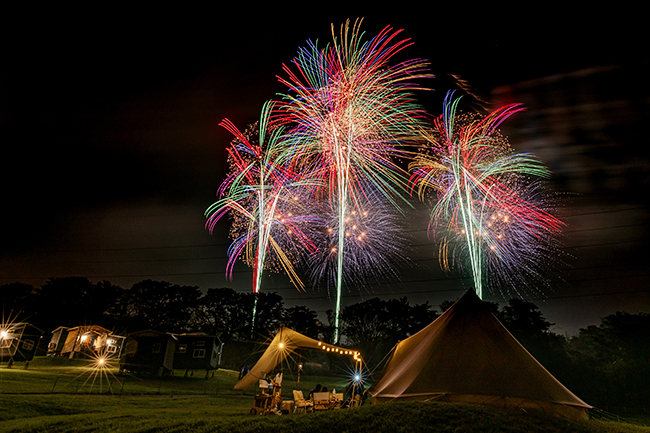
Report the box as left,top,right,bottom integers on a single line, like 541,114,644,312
0,359,649,433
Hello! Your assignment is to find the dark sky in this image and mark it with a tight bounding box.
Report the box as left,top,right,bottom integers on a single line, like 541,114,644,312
2,10,648,335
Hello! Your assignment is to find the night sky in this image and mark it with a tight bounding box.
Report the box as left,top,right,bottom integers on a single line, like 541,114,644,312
2,10,648,335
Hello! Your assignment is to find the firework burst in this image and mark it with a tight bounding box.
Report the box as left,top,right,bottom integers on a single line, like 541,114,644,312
308,195,412,295
410,92,565,299
274,18,431,342
206,102,320,335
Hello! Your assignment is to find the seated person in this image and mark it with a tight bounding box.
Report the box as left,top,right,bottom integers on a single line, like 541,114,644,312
264,374,274,394
308,384,322,400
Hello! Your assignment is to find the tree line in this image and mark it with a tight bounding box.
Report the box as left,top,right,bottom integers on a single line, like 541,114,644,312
2,277,649,410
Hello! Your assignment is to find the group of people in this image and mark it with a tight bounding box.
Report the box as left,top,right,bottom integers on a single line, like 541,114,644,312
307,379,366,408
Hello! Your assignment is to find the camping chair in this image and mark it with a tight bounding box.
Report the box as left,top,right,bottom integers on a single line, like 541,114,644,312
258,379,270,394
312,392,332,410
292,390,313,414
350,394,361,408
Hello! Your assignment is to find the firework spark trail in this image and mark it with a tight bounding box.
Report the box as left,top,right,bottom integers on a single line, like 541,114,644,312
308,194,412,294
206,102,320,336
274,18,431,342
410,91,565,300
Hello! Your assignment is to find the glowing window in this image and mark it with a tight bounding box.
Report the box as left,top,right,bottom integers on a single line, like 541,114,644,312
22,340,34,351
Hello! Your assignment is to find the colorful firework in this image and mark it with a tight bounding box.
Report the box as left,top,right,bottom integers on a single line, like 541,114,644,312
206,102,319,335
409,92,565,299
274,18,431,342
308,194,412,295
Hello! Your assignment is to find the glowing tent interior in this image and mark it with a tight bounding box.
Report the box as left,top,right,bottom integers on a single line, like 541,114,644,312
233,326,361,390
369,290,591,420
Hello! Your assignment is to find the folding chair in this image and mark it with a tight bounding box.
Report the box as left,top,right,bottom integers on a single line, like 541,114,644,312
292,390,313,414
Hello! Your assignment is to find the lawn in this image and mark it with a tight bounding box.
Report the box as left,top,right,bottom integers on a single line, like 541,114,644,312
1,359,649,433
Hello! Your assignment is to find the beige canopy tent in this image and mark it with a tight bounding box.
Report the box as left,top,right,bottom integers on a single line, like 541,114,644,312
234,326,361,390
369,290,591,420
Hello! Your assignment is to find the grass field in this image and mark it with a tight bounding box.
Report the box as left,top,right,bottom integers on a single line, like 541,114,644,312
1,358,649,433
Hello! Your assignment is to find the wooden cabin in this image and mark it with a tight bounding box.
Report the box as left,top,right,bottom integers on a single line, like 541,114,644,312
0,322,42,362
120,330,177,376
47,326,70,356
172,332,223,372
47,325,125,359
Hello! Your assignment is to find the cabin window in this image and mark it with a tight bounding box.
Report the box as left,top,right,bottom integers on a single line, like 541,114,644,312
193,349,205,358
0,338,11,348
107,345,117,353
22,340,34,351
196,341,205,347
152,343,161,353
177,344,187,353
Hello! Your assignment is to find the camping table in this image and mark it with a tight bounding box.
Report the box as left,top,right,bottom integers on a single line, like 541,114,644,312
251,394,275,415
281,400,294,414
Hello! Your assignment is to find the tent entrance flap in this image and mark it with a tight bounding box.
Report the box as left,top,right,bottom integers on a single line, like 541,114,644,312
233,327,361,390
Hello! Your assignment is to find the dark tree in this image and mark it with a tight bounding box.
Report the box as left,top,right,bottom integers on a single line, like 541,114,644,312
96,280,128,330
35,277,121,331
124,280,202,332
248,291,284,340
198,287,251,341
497,298,570,382
0,282,36,323
282,305,322,339
497,298,553,338
439,299,456,313
568,311,650,408
339,297,438,368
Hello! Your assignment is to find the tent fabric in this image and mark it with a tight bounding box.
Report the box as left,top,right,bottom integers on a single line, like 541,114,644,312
369,290,591,419
233,327,357,390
